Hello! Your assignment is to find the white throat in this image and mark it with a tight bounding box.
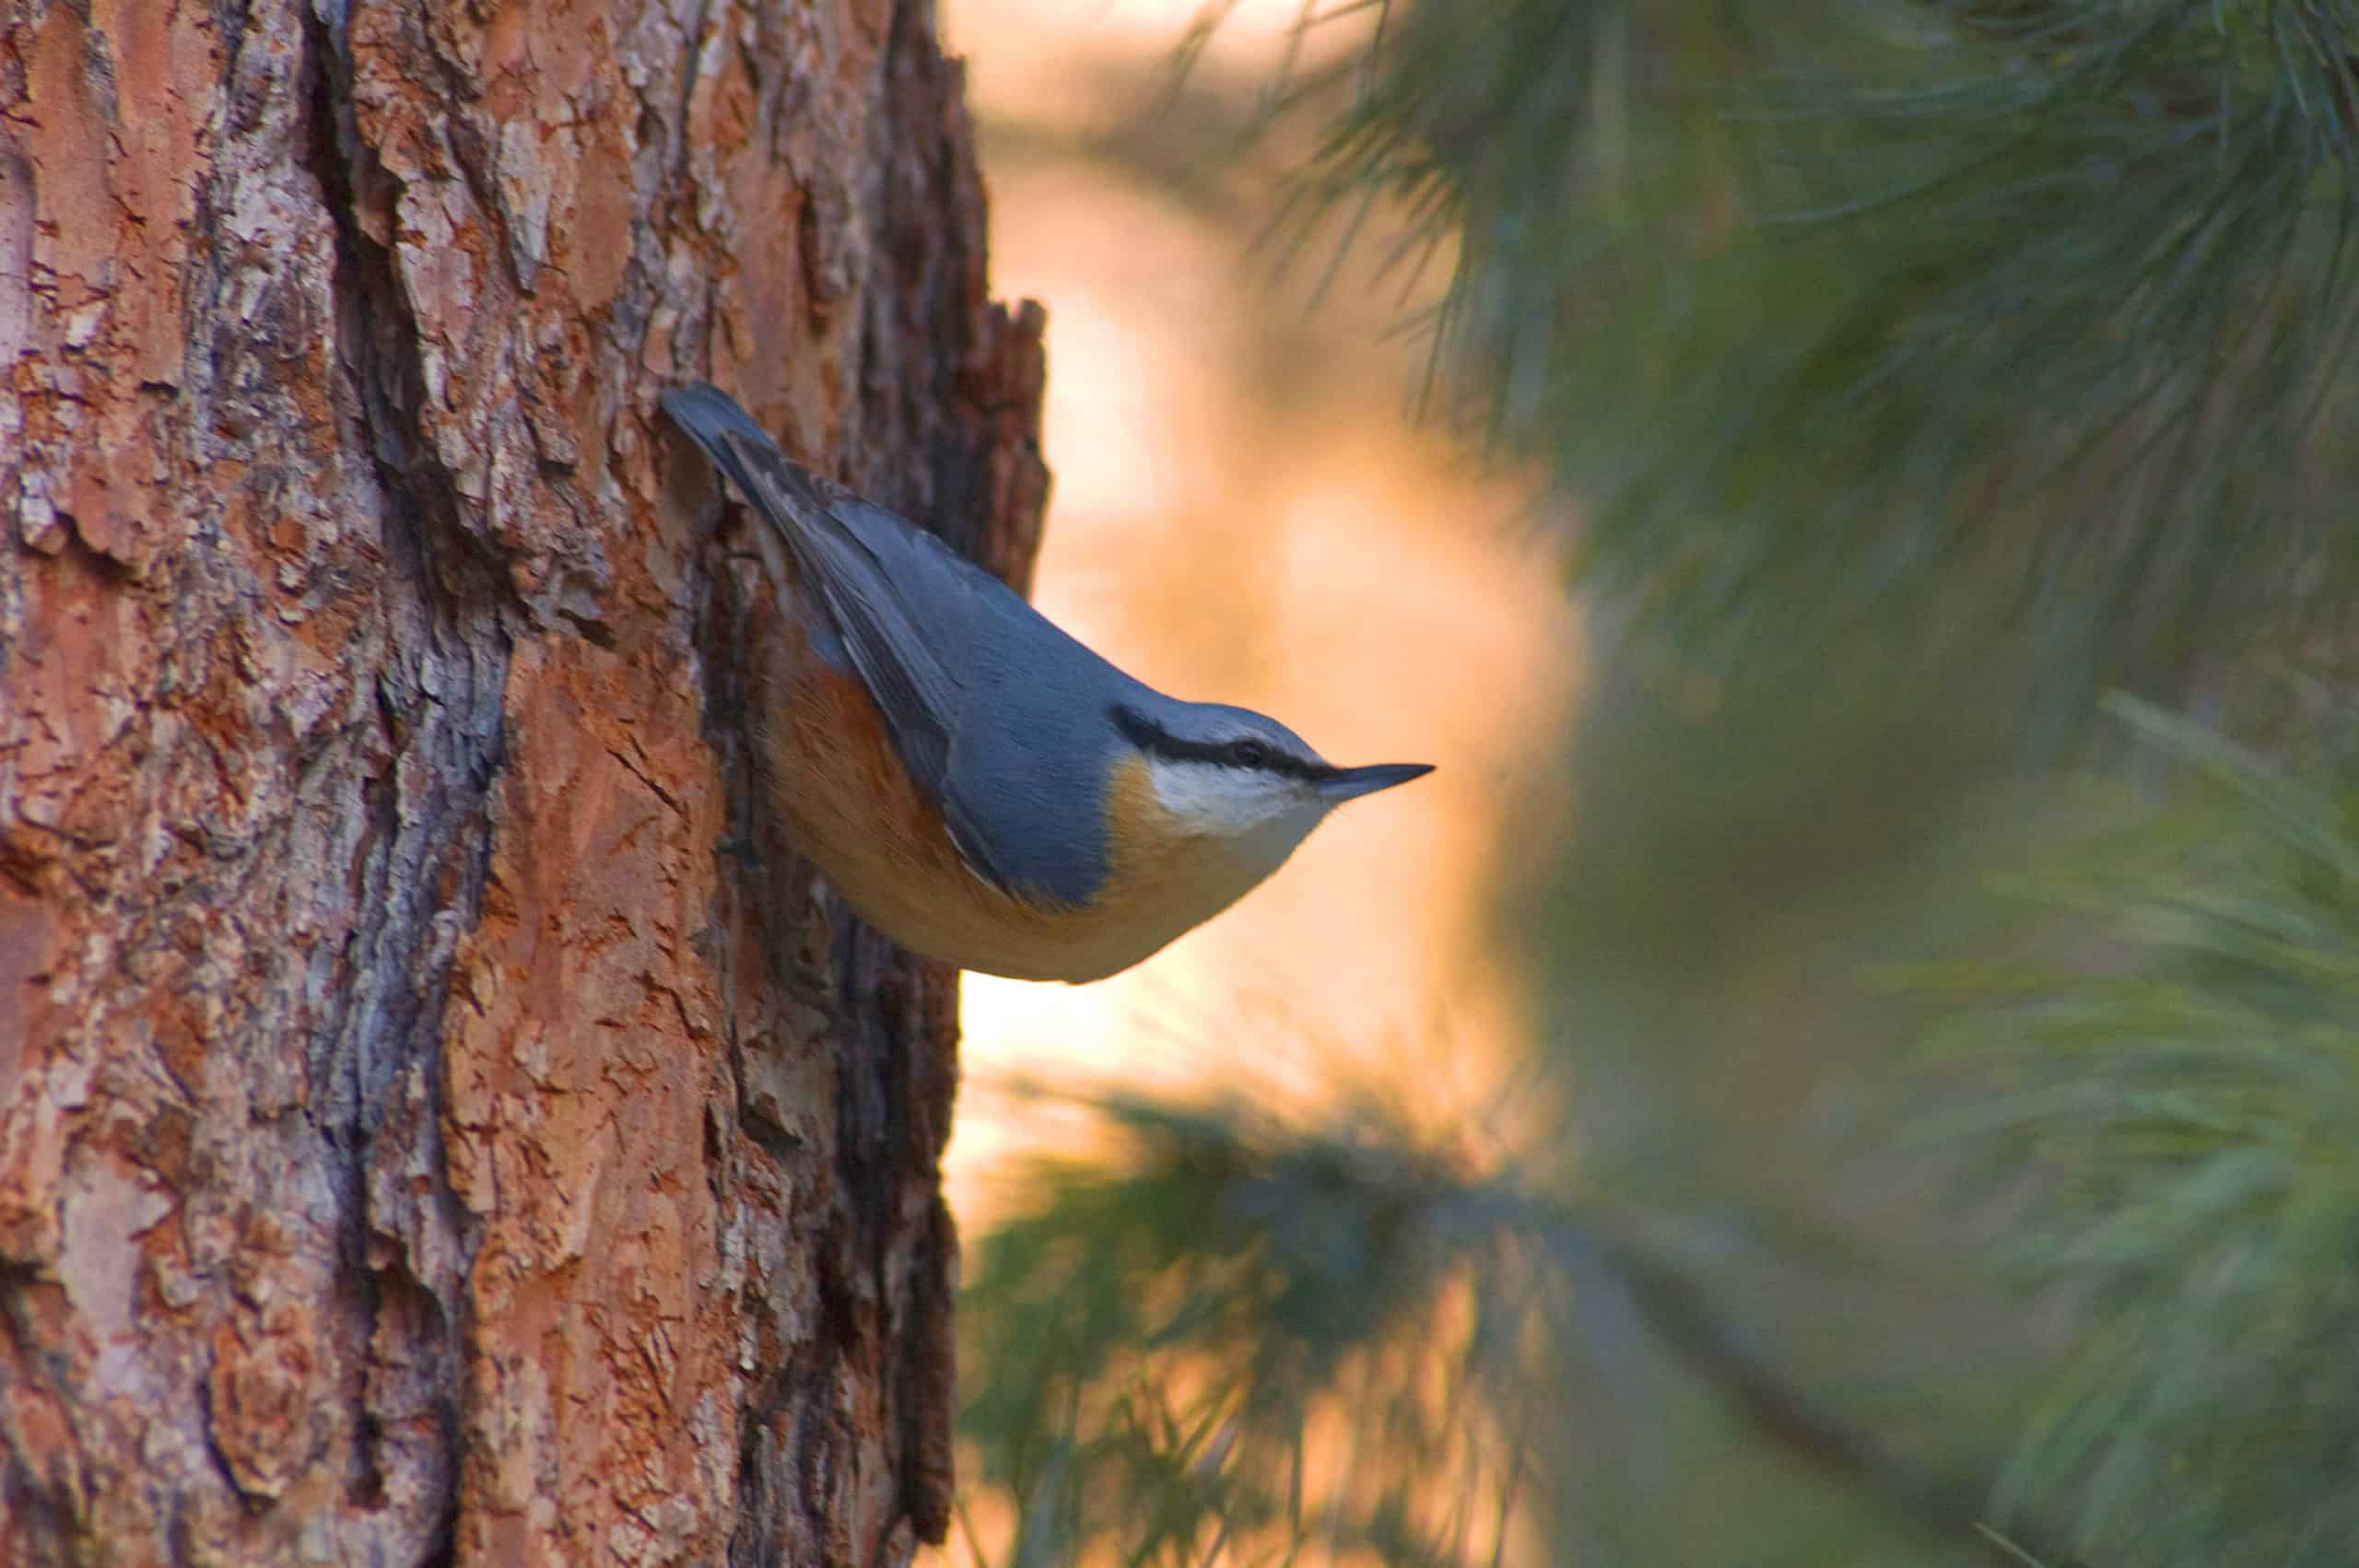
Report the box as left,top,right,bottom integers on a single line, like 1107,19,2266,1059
1143,755,1325,876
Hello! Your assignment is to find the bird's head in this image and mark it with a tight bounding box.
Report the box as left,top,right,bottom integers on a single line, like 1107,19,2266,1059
1108,698,1433,882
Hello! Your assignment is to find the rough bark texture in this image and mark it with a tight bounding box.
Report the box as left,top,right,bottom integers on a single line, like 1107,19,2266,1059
0,1,1048,1562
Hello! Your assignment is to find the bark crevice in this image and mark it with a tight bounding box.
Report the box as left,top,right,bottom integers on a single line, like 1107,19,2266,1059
0,1,1045,1560
299,10,499,1541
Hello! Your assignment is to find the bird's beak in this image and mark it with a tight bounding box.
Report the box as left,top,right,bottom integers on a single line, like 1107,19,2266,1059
1313,762,1436,803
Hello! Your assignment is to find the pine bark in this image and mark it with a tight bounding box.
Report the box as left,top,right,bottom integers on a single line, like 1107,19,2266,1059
0,1,1047,1562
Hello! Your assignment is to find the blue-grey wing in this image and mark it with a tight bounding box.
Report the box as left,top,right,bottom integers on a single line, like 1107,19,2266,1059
662,384,1028,894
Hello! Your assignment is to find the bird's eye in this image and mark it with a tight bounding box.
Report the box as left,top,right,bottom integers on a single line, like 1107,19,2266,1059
1229,740,1271,769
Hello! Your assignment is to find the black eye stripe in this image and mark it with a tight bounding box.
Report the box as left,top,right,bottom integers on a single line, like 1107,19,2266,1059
1109,704,1321,779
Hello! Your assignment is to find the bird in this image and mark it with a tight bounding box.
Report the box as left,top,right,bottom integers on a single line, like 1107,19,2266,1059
659,381,1434,983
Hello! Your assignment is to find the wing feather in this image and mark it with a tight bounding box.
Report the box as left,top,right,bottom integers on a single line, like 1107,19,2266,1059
662,384,1020,893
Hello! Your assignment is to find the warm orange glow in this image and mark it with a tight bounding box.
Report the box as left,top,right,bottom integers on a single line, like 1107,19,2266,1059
941,0,1580,1251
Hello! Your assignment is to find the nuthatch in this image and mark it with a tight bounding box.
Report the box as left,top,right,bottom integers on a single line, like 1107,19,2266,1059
661,382,1433,984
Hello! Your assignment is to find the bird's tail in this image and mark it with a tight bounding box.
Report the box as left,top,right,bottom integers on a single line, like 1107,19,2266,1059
659,380,867,587
658,382,793,509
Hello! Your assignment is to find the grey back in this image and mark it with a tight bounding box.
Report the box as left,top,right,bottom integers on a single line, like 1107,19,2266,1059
663,383,1158,907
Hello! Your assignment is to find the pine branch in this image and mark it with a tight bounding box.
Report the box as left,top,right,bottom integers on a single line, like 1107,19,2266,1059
1217,0,2359,705
963,1089,2083,1566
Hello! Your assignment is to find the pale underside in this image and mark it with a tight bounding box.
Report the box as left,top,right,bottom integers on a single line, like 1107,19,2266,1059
750,614,1307,983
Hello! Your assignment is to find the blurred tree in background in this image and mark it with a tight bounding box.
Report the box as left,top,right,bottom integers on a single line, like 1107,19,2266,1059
958,4,2359,1565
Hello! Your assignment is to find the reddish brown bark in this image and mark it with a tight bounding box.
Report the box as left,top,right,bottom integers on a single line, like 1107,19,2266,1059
0,1,1047,1562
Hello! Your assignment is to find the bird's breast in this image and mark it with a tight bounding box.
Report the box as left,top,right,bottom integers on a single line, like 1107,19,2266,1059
751,623,1250,981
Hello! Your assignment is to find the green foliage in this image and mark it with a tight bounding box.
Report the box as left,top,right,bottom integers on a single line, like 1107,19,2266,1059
1256,0,2359,692
959,1090,1540,1567
957,1072,2058,1567
1911,696,2359,1566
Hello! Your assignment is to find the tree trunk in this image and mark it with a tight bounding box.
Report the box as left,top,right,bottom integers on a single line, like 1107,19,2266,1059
0,1,1047,1562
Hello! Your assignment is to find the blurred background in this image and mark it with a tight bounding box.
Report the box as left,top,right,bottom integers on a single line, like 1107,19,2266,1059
934,4,2359,1566
943,0,1571,1213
